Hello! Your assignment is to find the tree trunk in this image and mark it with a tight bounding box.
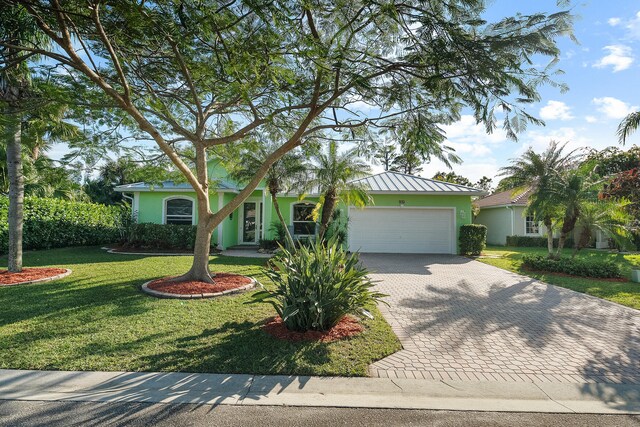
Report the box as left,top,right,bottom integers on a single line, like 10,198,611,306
172,144,215,283
319,190,337,240
544,216,554,258
556,211,579,256
6,107,24,273
572,227,591,258
272,191,294,249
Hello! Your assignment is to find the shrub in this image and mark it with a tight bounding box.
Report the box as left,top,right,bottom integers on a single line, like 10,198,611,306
259,238,280,250
0,196,127,254
459,224,487,255
506,235,575,248
249,238,386,332
521,255,621,278
125,223,198,250
268,221,287,244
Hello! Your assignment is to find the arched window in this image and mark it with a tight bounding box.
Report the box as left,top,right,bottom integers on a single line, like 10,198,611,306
164,197,194,225
292,203,316,236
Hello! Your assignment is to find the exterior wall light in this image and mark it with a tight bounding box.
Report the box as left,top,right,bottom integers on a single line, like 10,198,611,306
399,200,406,207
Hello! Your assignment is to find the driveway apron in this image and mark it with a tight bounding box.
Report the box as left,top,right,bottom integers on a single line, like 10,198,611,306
362,254,640,384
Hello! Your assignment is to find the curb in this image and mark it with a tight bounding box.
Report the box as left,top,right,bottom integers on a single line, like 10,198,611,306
0,268,72,287
0,369,639,414
140,277,257,299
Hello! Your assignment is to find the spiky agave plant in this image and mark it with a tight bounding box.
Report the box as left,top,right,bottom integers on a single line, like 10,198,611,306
248,237,386,332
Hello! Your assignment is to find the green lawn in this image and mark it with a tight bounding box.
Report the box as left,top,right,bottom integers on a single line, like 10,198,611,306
477,246,640,310
0,247,400,376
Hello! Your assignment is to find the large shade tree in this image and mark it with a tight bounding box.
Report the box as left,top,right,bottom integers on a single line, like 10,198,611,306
2,0,574,282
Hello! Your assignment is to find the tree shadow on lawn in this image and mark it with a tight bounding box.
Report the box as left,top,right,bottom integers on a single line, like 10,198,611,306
0,275,153,328
134,320,335,376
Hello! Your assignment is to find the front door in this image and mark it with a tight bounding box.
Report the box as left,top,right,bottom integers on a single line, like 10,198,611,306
241,201,258,244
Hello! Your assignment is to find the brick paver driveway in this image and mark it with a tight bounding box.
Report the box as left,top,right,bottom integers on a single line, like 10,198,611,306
363,254,640,384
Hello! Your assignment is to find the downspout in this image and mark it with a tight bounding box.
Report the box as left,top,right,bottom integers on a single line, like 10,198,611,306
506,205,515,243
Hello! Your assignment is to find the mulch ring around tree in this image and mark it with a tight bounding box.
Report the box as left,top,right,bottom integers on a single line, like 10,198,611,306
141,273,256,299
263,315,364,343
0,268,72,287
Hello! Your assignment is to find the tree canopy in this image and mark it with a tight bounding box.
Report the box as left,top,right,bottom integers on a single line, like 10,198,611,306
1,0,575,281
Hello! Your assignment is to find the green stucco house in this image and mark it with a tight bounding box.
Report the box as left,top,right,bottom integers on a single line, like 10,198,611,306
115,162,486,254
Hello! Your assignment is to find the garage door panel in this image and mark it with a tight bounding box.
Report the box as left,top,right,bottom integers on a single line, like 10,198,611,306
349,208,453,254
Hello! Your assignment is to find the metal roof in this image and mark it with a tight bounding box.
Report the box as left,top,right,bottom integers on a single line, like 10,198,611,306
114,180,239,193
115,172,486,196
350,171,487,195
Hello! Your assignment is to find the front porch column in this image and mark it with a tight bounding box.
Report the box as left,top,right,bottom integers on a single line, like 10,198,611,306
217,191,224,249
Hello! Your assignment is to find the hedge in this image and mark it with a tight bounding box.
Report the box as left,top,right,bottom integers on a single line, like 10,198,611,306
124,223,199,250
506,235,574,248
521,255,621,279
460,224,487,255
0,196,128,254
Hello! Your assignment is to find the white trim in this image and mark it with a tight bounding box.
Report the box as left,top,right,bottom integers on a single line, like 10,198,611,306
524,215,541,236
115,186,239,194
290,201,317,238
133,192,140,222
162,196,196,225
217,192,224,249
347,206,457,254
477,203,527,210
261,191,266,240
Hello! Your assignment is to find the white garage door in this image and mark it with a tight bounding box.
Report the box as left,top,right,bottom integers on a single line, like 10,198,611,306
348,207,454,254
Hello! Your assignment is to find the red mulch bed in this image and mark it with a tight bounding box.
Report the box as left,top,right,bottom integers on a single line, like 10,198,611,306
0,268,68,285
521,267,629,282
147,273,252,295
263,315,364,343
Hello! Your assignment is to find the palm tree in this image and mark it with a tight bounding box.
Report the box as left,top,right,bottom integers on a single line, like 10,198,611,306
573,200,634,256
499,141,580,257
539,168,601,255
618,111,640,144
229,144,308,248
1,6,49,272
306,141,372,239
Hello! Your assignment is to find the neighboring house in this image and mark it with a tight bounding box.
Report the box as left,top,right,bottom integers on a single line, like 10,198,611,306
115,161,486,254
474,188,537,246
474,188,610,248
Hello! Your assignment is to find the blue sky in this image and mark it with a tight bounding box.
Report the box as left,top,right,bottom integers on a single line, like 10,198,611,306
417,0,640,183
48,1,640,184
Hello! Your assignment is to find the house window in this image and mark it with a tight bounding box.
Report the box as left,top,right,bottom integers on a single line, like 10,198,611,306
292,203,316,236
165,198,194,225
525,215,539,234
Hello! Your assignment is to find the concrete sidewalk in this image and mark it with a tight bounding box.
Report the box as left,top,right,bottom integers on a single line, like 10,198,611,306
1,369,639,414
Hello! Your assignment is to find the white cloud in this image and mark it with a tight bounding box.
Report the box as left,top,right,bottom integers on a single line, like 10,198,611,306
625,11,640,39
447,142,492,157
539,100,574,121
593,45,634,72
441,115,508,145
585,115,597,123
592,97,638,119
608,17,621,26
517,128,596,157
